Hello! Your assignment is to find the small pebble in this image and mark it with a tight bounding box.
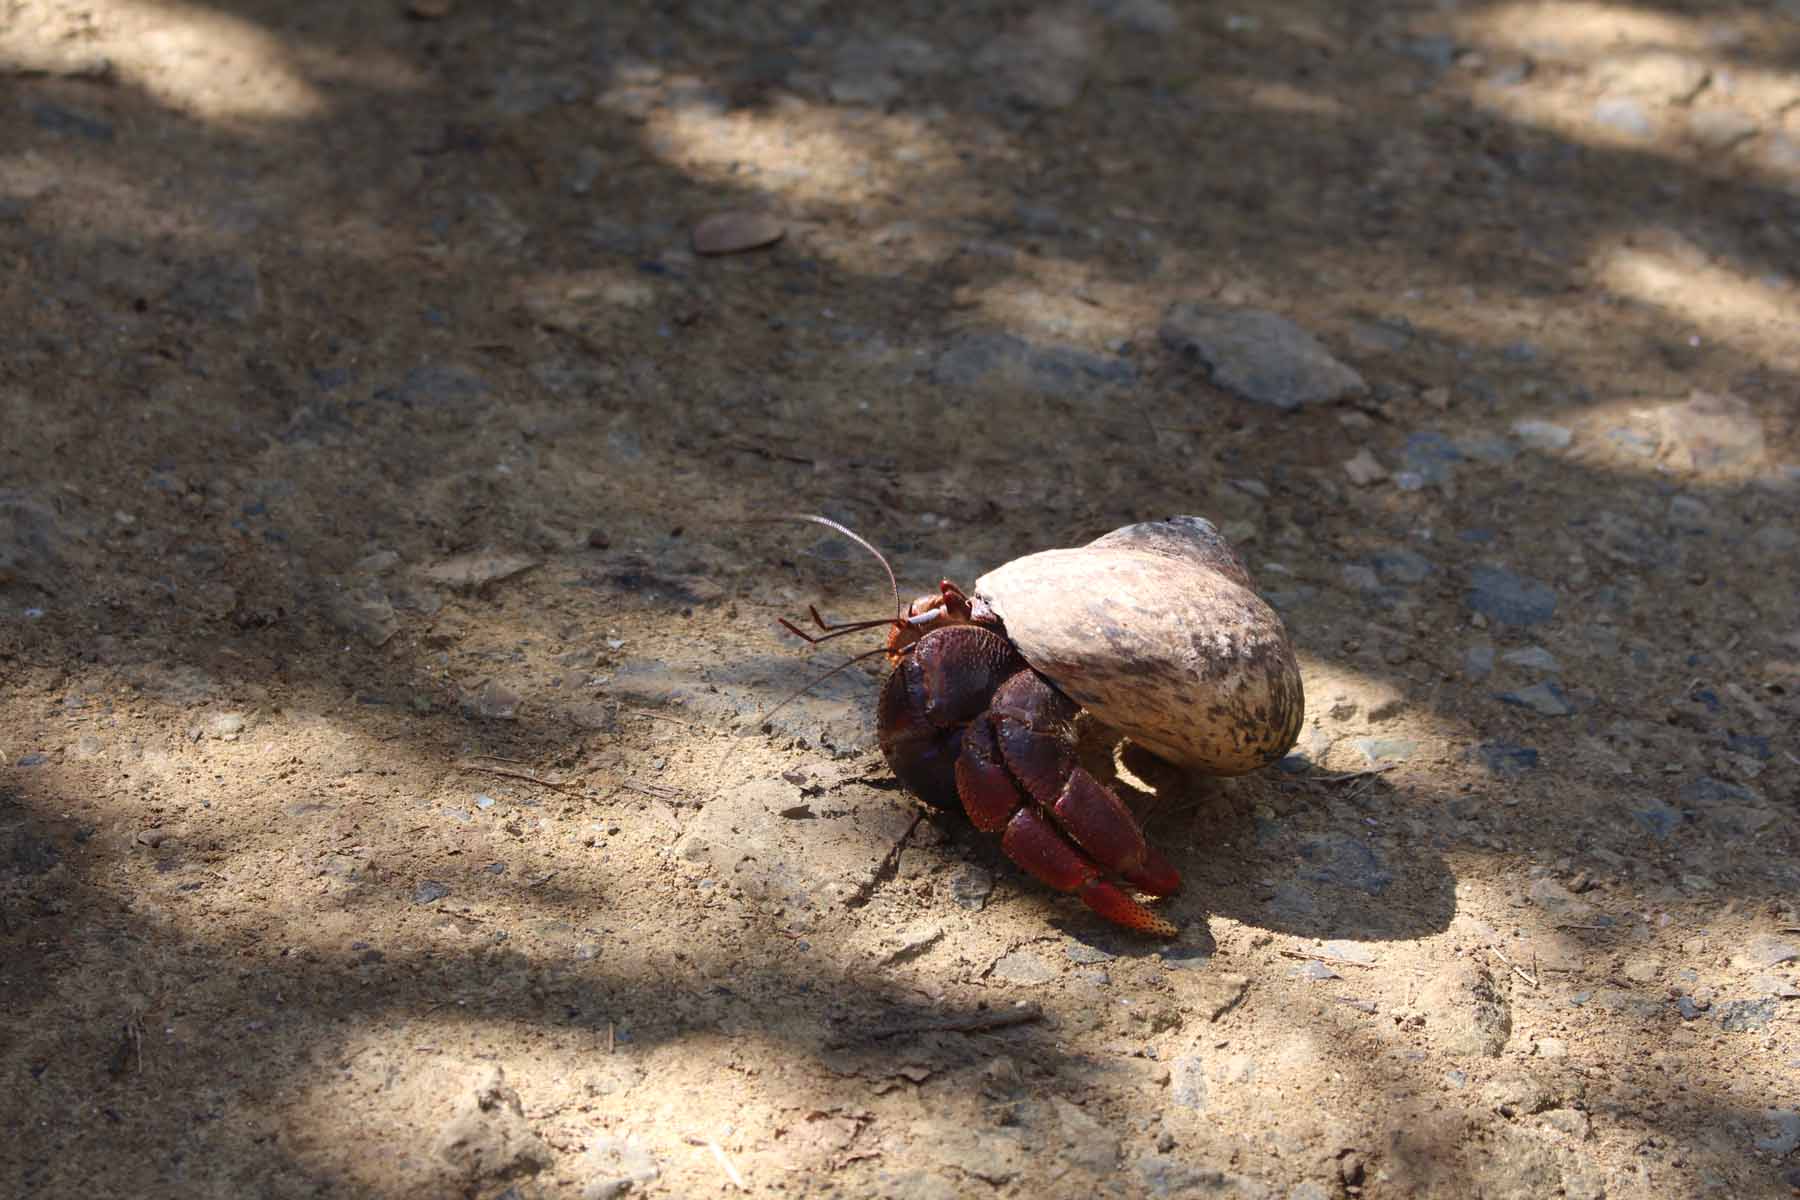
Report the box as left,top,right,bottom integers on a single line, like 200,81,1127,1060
1499,681,1573,717
1343,449,1388,486
1500,646,1560,672
692,211,785,256
413,880,451,904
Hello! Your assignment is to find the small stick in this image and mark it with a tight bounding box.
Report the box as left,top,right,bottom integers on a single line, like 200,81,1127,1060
829,1002,1043,1047
1279,949,1375,969
528,870,559,889
626,707,709,733
607,1022,615,1055
1555,923,1614,931
1488,945,1539,989
457,760,582,796
619,780,684,801
707,1139,746,1191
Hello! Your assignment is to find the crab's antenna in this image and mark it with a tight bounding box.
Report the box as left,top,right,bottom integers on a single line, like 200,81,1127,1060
752,643,892,728
774,511,903,620
778,604,901,646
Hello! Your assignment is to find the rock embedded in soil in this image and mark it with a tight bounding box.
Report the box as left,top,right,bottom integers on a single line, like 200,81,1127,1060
1296,832,1392,896
950,864,995,910
1159,303,1367,410
432,1066,552,1186
1465,566,1557,627
1718,997,1777,1032
1419,961,1511,1057
1343,449,1387,486
1499,680,1574,717
1050,1098,1120,1173
1168,1052,1208,1110
691,210,785,256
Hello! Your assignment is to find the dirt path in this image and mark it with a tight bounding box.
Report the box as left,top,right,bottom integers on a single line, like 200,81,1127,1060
3,2,1797,1197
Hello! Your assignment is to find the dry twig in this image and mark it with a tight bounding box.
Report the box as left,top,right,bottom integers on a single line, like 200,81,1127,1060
1487,945,1540,989
456,759,582,796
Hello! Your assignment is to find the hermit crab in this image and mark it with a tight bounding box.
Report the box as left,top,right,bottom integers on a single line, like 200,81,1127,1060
780,515,1304,936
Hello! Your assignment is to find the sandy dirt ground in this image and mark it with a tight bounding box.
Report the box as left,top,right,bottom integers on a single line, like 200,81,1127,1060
3,1,1798,1197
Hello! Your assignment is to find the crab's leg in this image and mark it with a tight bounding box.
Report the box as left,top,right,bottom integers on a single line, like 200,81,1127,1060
984,674,1181,898
1000,807,1178,938
1045,768,1181,897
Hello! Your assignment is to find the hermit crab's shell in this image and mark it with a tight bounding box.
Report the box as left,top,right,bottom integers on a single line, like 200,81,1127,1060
973,516,1304,775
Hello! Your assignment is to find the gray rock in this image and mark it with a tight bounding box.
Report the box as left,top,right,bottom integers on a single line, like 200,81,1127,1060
989,949,1056,985
1752,973,1800,999
1372,547,1434,584
1464,642,1496,679
951,865,995,910
1472,741,1539,777
1160,303,1366,410
1050,1097,1120,1172
1343,449,1388,486
423,551,540,590
1528,878,1593,919
432,1066,552,1185
1297,833,1392,895
1719,997,1777,1032
932,331,1134,397
1465,567,1557,626
1512,419,1573,450
1419,961,1511,1057
414,880,451,904
1738,935,1800,969
1294,960,1340,981
1499,681,1573,716
1755,1109,1800,1155
471,681,522,721
1500,646,1560,672
1168,1053,1208,1110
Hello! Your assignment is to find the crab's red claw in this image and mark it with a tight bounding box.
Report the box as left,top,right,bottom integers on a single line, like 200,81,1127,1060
953,718,1020,833
1051,768,1181,897
1000,807,1179,938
